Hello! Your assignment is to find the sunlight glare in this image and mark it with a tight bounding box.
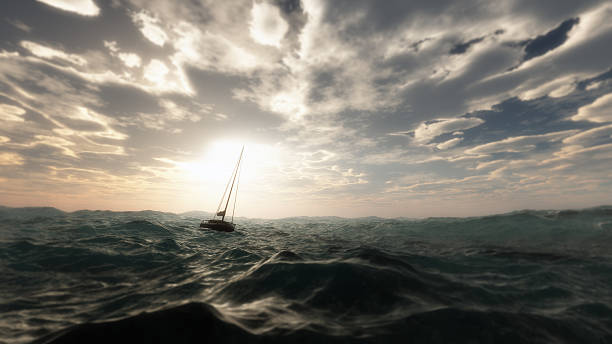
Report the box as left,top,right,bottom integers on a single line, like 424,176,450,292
184,140,281,190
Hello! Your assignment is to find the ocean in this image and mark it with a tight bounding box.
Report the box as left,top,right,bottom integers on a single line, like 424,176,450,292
1,205,612,343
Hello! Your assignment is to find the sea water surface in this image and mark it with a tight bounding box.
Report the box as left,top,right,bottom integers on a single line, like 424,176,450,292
1,206,612,343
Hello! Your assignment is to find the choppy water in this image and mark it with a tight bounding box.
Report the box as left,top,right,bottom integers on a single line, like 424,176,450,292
1,206,612,343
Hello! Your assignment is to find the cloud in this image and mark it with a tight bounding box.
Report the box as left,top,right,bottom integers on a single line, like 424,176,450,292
119,96,213,132
2,0,612,216
0,52,129,159
0,152,24,165
411,117,484,144
35,0,100,16
562,124,612,146
30,135,78,157
7,19,32,32
522,18,579,61
172,22,263,74
519,74,581,100
436,137,463,150
21,41,87,66
118,53,142,68
132,10,168,47
572,93,612,122
465,130,578,155
0,104,26,122
214,113,228,121
104,41,142,68
250,2,289,48
547,142,612,164
143,59,169,85
449,37,485,55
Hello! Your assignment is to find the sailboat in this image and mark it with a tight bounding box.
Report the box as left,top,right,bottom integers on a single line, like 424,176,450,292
199,146,244,232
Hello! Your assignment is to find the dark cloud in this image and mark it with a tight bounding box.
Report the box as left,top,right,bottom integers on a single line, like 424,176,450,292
317,1,593,41
274,0,307,52
55,118,106,132
523,18,579,61
449,37,485,55
186,67,283,134
433,94,599,148
308,68,347,104
320,1,474,36
410,38,432,52
390,46,518,125
17,144,76,168
96,84,161,117
276,0,301,14
21,110,57,130
576,68,612,90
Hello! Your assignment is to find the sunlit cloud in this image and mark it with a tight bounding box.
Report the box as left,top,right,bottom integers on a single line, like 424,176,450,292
0,152,24,166
104,40,141,68
132,10,168,47
35,0,100,16
436,137,463,150
572,93,612,122
214,113,228,121
143,59,169,85
32,135,77,158
21,41,87,66
172,23,262,74
249,2,289,48
547,143,612,164
0,104,26,122
68,107,128,141
563,124,612,147
118,53,142,68
465,130,578,155
410,118,484,145
519,75,581,100
158,100,203,123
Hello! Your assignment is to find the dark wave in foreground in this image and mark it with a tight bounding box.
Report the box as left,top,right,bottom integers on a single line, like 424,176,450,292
36,301,610,344
1,205,612,343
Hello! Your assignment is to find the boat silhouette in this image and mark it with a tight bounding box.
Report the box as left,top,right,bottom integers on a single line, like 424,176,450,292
200,146,243,232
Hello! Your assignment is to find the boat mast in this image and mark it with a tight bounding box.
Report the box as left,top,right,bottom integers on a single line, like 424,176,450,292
221,146,244,222
231,162,242,223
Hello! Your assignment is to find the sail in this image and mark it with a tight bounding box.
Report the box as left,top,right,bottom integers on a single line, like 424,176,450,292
211,146,244,222
221,146,243,222
201,146,244,232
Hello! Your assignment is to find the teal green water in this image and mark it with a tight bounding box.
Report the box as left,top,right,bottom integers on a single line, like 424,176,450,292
1,206,612,343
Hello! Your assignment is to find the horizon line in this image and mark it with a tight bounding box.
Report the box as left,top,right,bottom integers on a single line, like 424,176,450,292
1,204,610,221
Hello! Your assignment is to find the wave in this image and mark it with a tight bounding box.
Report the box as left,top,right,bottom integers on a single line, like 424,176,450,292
36,301,612,344
2,205,612,343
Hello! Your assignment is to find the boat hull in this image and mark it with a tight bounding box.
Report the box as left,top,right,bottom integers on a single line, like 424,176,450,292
199,220,235,232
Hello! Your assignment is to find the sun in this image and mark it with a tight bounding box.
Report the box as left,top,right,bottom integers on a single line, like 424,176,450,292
168,139,283,213
182,139,280,187
199,140,246,183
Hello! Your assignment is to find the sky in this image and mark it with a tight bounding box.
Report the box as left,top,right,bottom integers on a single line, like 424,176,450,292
0,0,611,218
